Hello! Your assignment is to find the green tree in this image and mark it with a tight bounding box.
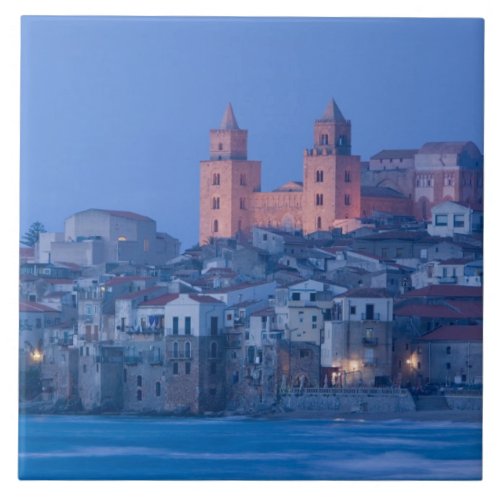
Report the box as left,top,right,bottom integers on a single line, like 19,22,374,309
20,221,46,247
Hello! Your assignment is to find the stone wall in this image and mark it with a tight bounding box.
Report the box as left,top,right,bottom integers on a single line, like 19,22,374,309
445,394,482,411
280,387,416,413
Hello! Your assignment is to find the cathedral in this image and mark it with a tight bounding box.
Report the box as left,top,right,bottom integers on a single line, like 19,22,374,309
199,99,483,244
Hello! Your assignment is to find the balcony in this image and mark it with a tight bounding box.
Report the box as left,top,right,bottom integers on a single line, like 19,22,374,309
438,276,457,284
361,313,381,321
147,352,164,365
167,351,192,360
124,355,141,365
123,326,165,336
165,328,193,336
362,337,378,346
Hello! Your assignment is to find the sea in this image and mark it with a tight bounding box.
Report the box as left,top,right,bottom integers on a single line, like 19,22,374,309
18,414,482,480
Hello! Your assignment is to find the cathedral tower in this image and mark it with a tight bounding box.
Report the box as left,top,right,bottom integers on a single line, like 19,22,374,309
199,104,261,244
302,99,361,234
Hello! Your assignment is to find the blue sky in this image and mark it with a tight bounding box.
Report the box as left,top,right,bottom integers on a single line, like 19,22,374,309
20,17,484,248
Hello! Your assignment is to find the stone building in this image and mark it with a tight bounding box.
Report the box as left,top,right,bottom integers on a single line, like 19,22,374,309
322,288,393,387
199,99,362,244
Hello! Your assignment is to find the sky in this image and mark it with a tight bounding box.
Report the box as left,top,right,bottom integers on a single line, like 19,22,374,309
20,16,484,248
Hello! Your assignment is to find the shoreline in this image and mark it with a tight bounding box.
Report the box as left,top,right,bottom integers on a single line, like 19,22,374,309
19,407,483,423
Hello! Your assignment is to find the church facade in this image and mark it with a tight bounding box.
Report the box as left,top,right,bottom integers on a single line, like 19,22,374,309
199,99,483,244
199,99,361,244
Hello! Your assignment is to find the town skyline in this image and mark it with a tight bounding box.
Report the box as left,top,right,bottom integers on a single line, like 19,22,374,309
20,17,484,248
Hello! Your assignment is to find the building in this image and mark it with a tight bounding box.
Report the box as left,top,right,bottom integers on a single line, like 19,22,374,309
322,288,393,387
38,209,180,266
199,99,362,243
427,201,483,237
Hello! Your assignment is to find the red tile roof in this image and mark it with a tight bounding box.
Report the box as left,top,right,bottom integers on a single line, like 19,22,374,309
20,247,35,258
371,149,419,160
140,293,180,306
394,301,482,319
402,285,483,299
438,258,475,266
19,302,59,313
420,325,482,342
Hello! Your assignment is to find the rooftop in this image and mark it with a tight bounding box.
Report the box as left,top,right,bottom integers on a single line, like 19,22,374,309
370,149,418,160
20,302,60,313
402,285,483,299
337,287,391,299
419,325,482,342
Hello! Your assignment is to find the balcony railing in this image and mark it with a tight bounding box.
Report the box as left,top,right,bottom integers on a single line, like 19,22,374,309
165,328,193,336
123,326,165,335
147,353,164,365
438,276,458,284
362,337,378,346
361,313,381,321
124,355,141,365
167,351,192,360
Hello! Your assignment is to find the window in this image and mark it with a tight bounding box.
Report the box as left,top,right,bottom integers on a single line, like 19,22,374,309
173,362,179,375
291,292,300,301
210,362,217,375
315,193,323,206
210,317,218,336
85,346,90,356
312,315,317,329
226,313,232,321
172,317,179,335
316,170,324,182
453,214,465,228
417,362,421,369
173,342,179,358
316,216,322,230
396,248,403,258
137,375,142,387
137,389,142,401
185,362,191,375
300,349,310,358
344,194,351,205
263,233,268,241
218,142,223,151
310,293,316,302
212,173,220,185
185,317,191,335
365,304,375,320
240,173,246,186
185,341,191,359
320,134,329,145
155,382,161,397
36,318,42,328
213,219,219,233
435,214,447,226
344,171,351,182
240,198,246,209
82,364,87,373
446,346,451,355
350,305,356,315
446,362,451,370
212,197,220,209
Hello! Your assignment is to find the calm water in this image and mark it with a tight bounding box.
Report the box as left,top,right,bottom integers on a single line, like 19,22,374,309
18,414,482,480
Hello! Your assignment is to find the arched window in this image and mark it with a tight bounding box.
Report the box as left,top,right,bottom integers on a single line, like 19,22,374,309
240,173,246,186
218,143,223,151
210,342,217,358
212,197,220,209
316,170,323,182
316,216,322,230
173,341,178,358
212,173,220,185
321,134,329,145
344,171,351,182
315,193,323,206
155,382,161,397
240,198,245,209
137,389,142,401
344,194,351,206
137,375,142,387
213,219,219,233
185,341,191,359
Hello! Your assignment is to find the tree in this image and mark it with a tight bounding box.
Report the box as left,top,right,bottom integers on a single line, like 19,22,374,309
20,221,46,247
